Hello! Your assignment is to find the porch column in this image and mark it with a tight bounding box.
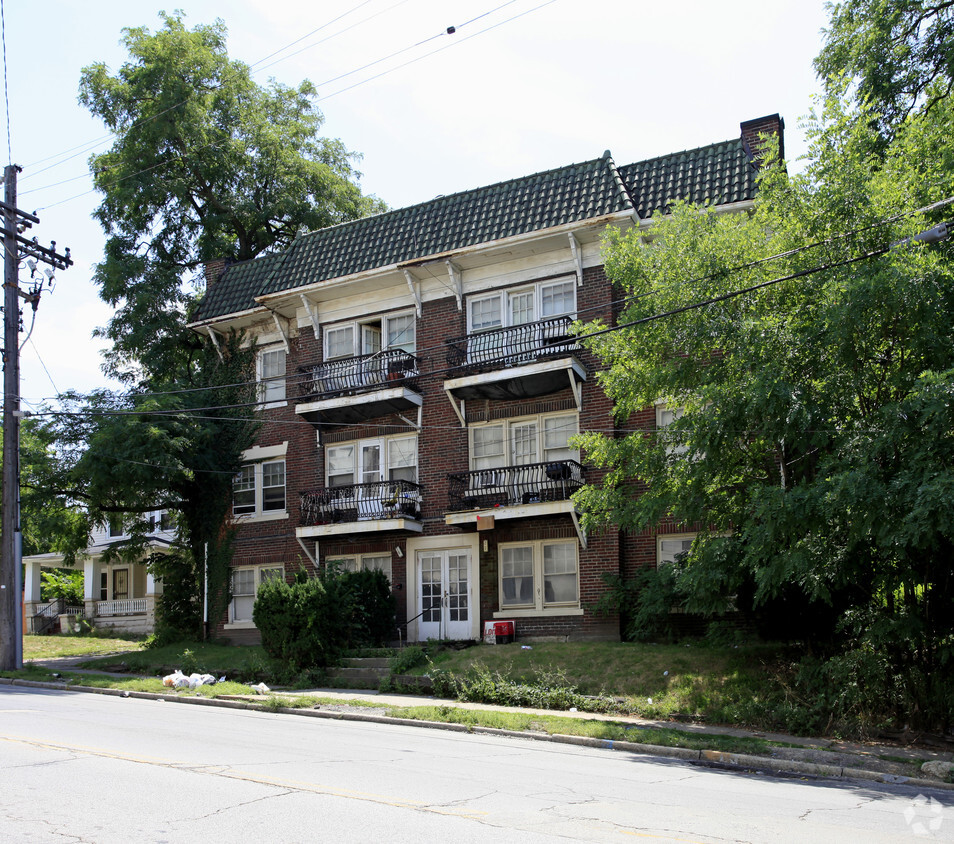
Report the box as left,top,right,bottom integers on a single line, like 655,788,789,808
145,571,159,630
24,559,42,602
84,557,98,617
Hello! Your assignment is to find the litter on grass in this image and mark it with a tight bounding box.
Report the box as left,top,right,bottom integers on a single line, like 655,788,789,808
162,670,219,689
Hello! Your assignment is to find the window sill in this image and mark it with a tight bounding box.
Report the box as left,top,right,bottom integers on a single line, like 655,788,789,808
233,510,289,524
224,621,257,630
493,607,583,618
260,400,288,411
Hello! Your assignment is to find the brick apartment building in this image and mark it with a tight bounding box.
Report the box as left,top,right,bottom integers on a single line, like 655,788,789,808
188,115,783,644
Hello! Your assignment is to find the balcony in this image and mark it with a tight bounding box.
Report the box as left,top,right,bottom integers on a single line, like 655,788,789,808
446,458,582,510
296,349,422,429
297,480,424,539
443,317,586,419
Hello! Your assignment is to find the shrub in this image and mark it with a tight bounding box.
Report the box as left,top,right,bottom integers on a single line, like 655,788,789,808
254,575,342,671
254,567,395,671
336,568,395,648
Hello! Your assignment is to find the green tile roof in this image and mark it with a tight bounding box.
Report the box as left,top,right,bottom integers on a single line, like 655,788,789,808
194,137,757,323
618,138,755,219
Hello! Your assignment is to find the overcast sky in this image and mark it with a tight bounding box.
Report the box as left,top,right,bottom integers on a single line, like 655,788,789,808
4,0,830,405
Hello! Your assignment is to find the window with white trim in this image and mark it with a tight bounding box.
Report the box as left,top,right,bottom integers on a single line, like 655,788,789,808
326,435,417,486
324,312,416,359
469,413,578,470
258,347,286,404
658,534,695,566
232,460,286,517
230,565,283,623
326,553,392,582
467,277,576,333
656,403,687,456
500,539,578,610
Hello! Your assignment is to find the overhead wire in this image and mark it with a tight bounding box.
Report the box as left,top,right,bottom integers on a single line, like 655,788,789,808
22,193,953,407
20,0,548,206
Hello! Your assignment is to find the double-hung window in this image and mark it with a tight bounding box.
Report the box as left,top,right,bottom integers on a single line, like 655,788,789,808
469,413,578,471
325,435,419,520
326,553,392,582
258,347,286,405
230,565,283,624
232,460,286,518
326,435,418,487
324,312,416,359
466,276,576,363
658,534,695,566
500,539,579,610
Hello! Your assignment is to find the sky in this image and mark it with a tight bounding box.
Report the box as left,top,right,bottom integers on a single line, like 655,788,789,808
2,0,831,407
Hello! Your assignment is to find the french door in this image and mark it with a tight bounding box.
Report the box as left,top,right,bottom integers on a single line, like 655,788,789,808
417,550,472,640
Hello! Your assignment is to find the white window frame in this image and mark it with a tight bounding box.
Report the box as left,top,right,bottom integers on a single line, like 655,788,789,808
657,533,696,567
324,311,416,359
466,276,576,334
496,539,581,615
468,412,578,470
325,553,393,582
257,346,286,407
232,459,287,522
228,565,284,626
325,434,418,487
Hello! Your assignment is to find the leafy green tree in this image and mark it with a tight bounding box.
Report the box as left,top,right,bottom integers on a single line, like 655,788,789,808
79,11,384,381
52,12,385,640
816,1,954,131
9,418,85,557
577,95,954,729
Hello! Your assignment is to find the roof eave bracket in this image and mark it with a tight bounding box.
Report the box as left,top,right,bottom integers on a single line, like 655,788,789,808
206,326,225,363
403,269,422,317
446,260,463,311
568,233,583,287
271,312,291,354
300,294,321,338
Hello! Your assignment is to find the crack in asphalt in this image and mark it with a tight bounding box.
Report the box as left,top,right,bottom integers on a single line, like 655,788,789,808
189,789,297,821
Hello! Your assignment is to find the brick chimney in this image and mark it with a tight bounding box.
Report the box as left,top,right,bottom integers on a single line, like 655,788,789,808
740,114,785,166
203,258,229,291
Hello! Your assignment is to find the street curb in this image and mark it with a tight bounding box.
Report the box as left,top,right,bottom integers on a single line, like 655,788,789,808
3,676,952,792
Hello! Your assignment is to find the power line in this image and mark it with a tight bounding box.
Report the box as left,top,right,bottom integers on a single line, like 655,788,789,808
19,195,953,407
21,0,556,209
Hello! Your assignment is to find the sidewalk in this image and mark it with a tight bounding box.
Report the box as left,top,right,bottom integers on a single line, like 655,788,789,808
14,656,953,791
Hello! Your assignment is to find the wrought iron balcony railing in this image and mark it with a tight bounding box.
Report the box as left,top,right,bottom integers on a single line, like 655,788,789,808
445,316,580,373
297,349,419,402
300,480,423,526
447,459,584,511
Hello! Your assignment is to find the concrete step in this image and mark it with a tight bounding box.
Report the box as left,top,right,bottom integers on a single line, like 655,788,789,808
329,667,389,682
340,657,391,669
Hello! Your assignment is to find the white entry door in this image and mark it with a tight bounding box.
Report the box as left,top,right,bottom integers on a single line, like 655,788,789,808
417,550,472,640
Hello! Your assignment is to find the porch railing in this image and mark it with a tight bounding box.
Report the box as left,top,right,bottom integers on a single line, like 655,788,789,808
447,459,584,511
297,349,419,402
445,316,580,372
95,598,148,616
300,480,423,526
32,598,64,634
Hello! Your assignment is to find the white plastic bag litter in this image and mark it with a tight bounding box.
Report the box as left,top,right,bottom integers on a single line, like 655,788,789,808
250,682,270,695
162,670,187,688
187,673,218,688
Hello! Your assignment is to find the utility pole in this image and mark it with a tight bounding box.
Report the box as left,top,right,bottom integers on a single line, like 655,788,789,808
0,164,71,670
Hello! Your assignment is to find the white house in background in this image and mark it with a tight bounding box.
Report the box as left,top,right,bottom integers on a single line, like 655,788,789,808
22,510,173,635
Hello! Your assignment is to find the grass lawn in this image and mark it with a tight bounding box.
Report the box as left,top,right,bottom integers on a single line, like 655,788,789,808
23,634,145,661
17,635,803,732
421,641,790,724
